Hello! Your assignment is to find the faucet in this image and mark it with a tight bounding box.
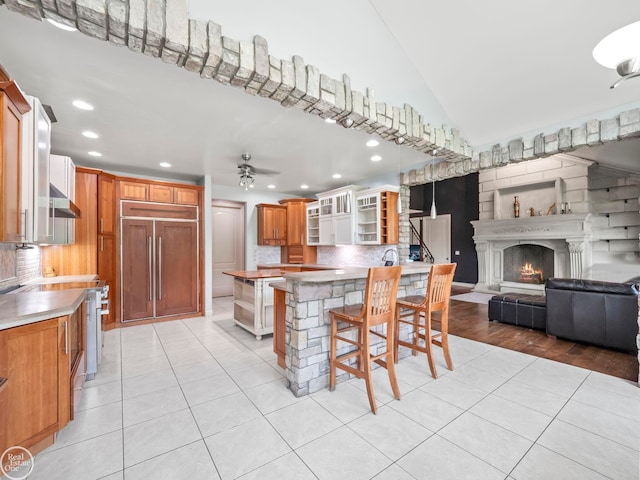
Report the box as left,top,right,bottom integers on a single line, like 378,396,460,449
382,248,398,266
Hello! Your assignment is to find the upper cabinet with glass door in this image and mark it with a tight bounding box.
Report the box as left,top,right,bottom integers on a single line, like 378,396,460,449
316,185,366,245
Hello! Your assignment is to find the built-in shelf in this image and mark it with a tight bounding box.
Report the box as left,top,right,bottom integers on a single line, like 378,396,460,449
494,177,564,220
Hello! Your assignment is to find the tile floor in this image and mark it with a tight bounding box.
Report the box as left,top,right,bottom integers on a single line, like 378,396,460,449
28,296,640,480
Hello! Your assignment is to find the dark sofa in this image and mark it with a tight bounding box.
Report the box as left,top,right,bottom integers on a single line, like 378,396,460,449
545,277,639,353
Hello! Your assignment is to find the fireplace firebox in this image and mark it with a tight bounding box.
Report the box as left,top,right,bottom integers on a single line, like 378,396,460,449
503,244,554,284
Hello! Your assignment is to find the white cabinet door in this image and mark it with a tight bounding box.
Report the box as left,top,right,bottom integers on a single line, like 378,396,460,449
306,204,320,246
355,193,380,244
35,108,51,243
319,216,333,245
334,215,353,244
20,96,51,243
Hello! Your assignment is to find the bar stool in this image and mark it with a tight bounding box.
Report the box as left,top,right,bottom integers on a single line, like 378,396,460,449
329,265,402,413
395,263,457,379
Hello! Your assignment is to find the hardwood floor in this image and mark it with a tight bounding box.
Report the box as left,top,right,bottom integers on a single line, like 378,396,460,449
446,286,639,382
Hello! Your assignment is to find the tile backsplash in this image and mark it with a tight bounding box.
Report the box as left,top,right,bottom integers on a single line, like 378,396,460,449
0,244,41,291
254,246,281,265
318,245,398,267
253,244,399,268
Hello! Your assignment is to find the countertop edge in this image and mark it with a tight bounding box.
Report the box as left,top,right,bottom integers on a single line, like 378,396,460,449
0,289,87,331
283,263,432,283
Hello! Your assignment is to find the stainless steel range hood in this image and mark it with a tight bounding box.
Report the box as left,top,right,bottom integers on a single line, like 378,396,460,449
49,184,81,219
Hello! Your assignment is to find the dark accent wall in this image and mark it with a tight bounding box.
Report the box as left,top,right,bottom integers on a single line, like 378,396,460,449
410,173,479,283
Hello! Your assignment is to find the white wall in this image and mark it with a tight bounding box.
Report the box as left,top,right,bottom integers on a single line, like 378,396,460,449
202,177,303,313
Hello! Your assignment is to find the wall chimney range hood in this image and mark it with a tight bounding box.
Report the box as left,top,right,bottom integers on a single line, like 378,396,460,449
49,183,80,218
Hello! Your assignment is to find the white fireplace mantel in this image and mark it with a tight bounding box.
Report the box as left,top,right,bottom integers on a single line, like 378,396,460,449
471,214,593,292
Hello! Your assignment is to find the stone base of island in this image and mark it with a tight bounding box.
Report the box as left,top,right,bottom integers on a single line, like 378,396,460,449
271,263,432,397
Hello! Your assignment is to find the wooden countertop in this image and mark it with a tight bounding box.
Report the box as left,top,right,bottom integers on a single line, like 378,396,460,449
0,289,87,331
223,269,286,280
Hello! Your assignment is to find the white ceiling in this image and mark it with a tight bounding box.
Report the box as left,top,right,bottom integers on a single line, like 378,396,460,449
1,1,639,196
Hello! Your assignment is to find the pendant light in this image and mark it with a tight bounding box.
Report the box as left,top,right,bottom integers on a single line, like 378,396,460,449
430,149,438,219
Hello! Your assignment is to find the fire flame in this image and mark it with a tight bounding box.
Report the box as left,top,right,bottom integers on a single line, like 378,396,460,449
519,263,544,283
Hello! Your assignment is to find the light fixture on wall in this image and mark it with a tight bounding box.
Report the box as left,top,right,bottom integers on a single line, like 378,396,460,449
430,149,438,219
593,20,640,89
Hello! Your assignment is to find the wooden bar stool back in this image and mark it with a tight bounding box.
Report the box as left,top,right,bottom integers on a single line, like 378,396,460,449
329,265,402,413
395,263,457,379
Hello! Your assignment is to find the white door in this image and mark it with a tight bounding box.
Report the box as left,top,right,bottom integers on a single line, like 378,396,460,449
212,200,245,297
422,214,451,264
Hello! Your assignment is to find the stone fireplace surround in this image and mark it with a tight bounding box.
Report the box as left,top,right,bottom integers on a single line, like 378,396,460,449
471,213,592,293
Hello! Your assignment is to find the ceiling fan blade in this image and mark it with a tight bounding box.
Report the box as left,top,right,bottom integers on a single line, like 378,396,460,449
251,167,281,175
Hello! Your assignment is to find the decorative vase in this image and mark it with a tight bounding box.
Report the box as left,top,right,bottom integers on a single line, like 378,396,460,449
514,196,520,218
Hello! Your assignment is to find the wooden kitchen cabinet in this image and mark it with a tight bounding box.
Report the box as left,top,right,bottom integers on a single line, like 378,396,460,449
0,317,71,456
0,80,30,242
272,283,286,368
121,219,154,321
121,202,200,322
149,183,173,203
98,172,116,235
257,204,287,246
97,172,116,328
279,198,317,264
174,186,199,205
155,221,198,317
119,178,201,206
149,184,200,205
119,180,148,201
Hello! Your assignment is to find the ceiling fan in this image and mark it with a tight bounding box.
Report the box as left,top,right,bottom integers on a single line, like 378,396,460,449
237,153,280,190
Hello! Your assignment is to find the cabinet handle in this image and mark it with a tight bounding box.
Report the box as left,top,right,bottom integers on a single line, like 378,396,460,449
100,218,104,234
63,321,68,354
274,228,278,239
148,236,152,302
158,236,162,300
48,199,54,238
100,235,104,252
18,210,27,238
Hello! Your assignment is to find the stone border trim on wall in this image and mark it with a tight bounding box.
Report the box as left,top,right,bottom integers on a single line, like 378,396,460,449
3,1,639,187
1,0,475,160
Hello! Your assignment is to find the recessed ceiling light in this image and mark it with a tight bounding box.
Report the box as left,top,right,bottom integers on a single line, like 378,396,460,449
82,131,99,139
324,118,336,124
300,184,309,189
73,100,94,111
46,18,77,32
267,184,276,189
371,155,382,162
332,173,342,179
88,151,102,157
159,162,171,168
366,139,379,147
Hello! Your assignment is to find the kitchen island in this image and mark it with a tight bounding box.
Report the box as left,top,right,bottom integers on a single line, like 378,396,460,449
224,265,340,340
223,269,285,340
273,263,432,396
